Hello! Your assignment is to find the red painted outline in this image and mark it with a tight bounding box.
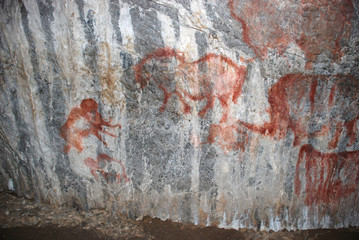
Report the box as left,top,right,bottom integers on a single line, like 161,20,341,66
60,99,121,153
84,153,129,183
295,144,359,205
228,0,354,64
237,74,359,148
134,47,247,123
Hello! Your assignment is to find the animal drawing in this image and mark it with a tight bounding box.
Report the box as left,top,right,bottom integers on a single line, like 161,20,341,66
237,74,359,148
134,47,248,123
60,98,121,153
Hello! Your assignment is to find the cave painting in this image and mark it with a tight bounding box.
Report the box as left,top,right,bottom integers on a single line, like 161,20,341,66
60,98,121,153
134,47,247,123
295,144,359,205
135,49,358,153
84,153,129,183
228,0,354,66
237,74,359,148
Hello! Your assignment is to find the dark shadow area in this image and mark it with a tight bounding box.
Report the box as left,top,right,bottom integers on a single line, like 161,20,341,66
1,218,359,240
0,226,114,240
140,217,359,240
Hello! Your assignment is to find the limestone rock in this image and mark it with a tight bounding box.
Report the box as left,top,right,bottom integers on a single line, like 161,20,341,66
0,0,358,231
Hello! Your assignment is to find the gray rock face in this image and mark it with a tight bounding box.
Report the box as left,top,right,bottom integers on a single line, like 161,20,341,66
0,0,358,231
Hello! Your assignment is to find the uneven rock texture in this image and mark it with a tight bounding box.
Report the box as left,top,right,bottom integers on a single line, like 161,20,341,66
0,0,358,231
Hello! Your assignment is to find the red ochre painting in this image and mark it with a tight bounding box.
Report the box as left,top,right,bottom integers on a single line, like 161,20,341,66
60,98,121,153
84,153,129,183
295,144,359,205
228,0,354,67
135,47,251,152
134,47,247,124
237,74,359,149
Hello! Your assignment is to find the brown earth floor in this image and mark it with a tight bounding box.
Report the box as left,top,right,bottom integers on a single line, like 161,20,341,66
1,191,359,240
1,221,359,240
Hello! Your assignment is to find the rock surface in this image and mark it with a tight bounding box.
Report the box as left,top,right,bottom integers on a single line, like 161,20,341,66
0,0,358,231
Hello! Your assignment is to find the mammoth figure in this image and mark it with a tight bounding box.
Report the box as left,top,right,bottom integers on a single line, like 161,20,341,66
134,47,248,123
237,74,359,148
228,0,354,67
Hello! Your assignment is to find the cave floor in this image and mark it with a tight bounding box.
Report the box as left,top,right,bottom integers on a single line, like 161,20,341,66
1,191,358,240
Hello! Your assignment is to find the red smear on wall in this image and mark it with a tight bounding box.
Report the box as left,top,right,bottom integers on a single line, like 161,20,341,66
328,115,359,149
228,0,353,64
204,124,249,153
309,79,318,114
237,74,359,148
294,144,359,205
134,47,247,123
84,153,129,183
60,99,121,153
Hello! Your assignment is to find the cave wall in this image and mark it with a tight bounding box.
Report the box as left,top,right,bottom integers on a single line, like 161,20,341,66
0,0,358,231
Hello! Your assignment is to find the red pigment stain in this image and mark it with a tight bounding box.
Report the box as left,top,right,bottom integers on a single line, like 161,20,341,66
60,99,121,153
329,115,359,149
84,153,129,183
345,115,359,146
309,79,318,114
191,123,249,153
294,144,359,205
134,47,247,123
237,74,359,148
228,0,354,64
328,122,343,149
205,124,249,153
